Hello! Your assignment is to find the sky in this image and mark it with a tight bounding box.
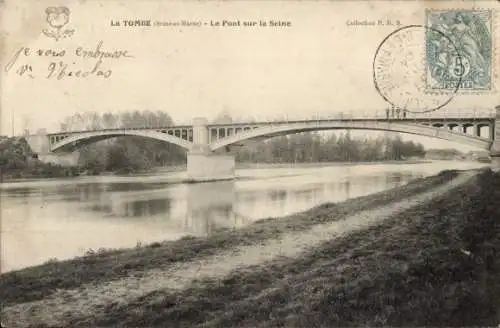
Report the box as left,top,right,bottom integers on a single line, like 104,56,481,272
1,0,498,151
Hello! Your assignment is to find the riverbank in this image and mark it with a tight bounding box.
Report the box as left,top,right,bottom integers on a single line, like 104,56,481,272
0,169,456,302
2,168,500,327
95,168,497,328
235,158,430,169
95,159,431,176
0,159,436,186
1,159,430,183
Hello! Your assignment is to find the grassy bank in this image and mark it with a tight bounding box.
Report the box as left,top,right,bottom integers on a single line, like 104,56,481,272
0,170,458,307
67,168,500,327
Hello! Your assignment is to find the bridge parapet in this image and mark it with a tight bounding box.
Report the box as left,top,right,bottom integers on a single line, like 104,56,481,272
210,109,495,124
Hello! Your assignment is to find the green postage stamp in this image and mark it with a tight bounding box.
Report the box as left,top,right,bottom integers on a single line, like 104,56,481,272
426,10,493,92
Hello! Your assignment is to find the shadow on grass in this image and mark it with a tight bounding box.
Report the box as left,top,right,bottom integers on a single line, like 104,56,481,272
0,170,460,307
68,169,500,327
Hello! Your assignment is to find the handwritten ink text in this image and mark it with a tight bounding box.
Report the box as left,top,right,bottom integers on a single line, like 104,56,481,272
4,41,132,80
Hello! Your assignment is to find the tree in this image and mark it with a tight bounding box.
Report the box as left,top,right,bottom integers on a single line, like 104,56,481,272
234,131,426,164
102,112,118,129
213,110,233,124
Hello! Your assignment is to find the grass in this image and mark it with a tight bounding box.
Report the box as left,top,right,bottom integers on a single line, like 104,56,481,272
66,168,500,327
0,170,458,307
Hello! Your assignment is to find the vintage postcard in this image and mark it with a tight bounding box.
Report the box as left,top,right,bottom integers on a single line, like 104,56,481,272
1,0,500,327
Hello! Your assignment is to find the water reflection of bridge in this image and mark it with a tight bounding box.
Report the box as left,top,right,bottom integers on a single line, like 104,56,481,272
184,181,254,235
36,180,249,235
32,171,436,236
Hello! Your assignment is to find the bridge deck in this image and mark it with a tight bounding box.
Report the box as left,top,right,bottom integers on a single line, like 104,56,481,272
46,117,494,136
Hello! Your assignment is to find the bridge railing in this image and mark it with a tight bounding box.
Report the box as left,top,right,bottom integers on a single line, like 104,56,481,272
48,125,194,136
237,108,495,124
46,108,495,135
280,108,494,122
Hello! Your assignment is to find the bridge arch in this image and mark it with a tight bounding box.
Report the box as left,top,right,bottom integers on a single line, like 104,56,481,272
476,123,493,138
462,123,474,134
210,121,491,151
50,129,193,152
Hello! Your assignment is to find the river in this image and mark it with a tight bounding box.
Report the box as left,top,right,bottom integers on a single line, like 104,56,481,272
0,161,489,273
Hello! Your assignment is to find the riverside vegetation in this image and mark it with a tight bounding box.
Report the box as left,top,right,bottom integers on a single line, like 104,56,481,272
0,137,79,181
2,168,500,326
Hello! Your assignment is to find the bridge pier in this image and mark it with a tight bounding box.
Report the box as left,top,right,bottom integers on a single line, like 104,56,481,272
187,117,235,181
25,131,50,154
25,130,80,167
489,106,500,170
187,152,235,181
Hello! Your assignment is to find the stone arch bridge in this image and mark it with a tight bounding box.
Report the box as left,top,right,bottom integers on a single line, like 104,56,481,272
26,108,500,181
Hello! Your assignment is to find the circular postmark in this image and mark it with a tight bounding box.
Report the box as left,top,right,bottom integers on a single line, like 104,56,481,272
373,25,463,114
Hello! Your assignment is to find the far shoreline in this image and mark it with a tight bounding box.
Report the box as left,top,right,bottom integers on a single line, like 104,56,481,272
1,159,486,186
234,158,432,169
0,158,435,184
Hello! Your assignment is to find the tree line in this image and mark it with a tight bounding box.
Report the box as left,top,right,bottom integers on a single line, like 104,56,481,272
57,110,425,173
236,132,425,163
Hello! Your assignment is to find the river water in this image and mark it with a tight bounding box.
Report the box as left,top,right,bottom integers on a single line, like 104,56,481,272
0,161,488,273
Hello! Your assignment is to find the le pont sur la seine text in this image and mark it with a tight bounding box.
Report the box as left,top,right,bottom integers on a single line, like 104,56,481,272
110,19,292,28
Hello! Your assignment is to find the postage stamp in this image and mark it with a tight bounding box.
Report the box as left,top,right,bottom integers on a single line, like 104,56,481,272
426,10,493,92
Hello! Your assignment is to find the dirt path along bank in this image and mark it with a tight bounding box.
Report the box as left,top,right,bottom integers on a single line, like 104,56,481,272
1,170,478,327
